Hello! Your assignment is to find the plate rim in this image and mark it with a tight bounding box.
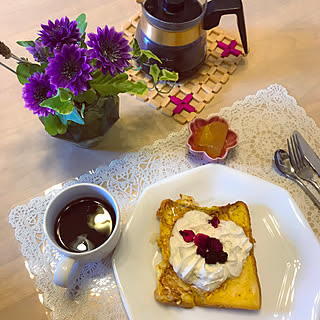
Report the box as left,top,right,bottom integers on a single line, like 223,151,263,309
112,164,320,319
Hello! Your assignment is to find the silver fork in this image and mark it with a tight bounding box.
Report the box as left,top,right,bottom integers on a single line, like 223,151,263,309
287,135,320,193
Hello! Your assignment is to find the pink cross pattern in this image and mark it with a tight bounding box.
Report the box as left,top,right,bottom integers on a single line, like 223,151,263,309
217,40,242,58
170,93,195,114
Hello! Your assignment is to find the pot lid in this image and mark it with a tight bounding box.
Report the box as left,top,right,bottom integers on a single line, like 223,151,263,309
142,0,206,23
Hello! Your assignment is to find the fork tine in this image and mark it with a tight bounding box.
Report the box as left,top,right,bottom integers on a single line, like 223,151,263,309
287,138,297,168
293,134,306,167
291,135,301,169
293,135,304,170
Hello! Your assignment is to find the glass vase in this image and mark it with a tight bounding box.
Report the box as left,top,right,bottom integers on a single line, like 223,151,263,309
44,95,119,148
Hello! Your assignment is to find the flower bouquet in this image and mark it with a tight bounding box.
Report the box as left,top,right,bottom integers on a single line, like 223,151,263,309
0,14,178,147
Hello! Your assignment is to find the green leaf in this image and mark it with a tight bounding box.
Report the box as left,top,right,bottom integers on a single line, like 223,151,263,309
90,72,131,96
90,58,98,67
40,63,48,71
58,87,73,102
79,39,87,49
76,13,86,24
40,97,74,114
91,83,121,96
41,114,68,136
80,103,85,118
57,108,84,125
16,41,35,47
131,38,142,58
74,89,98,104
125,80,148,96
16,63,43,84
76,13,87,35
159,69,179,82
138,54,148,66
149,64,161,84
92,78,148,96
141,49,162,64
90,70,113,85
89,70,148,96
40,88,74,114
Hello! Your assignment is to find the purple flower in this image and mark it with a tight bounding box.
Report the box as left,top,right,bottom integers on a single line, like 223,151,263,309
86,26,132,77
39,16,82,51
22,72,57,117
26,40,50,63
46,44,93,95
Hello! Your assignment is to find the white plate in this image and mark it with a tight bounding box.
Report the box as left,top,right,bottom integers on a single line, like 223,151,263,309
112,164,320,320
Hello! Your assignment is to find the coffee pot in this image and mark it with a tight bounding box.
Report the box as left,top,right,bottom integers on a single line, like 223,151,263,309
135,0,248,80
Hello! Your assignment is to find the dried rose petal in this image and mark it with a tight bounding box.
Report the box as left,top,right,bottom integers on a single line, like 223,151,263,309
217,251,228,263
208,216,220,228
205,250,228,264
205,251,219,264
196,246,207,258
194,233,209,248
179,230,195,242
207,237,223,252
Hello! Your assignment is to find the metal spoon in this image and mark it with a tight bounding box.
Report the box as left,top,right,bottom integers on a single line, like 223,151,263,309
273,149,320,209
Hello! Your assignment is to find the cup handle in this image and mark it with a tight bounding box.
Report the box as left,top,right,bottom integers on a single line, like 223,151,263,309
54,256,82,288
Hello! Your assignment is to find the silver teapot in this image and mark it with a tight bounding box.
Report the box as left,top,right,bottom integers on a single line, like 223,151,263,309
136,0,248,79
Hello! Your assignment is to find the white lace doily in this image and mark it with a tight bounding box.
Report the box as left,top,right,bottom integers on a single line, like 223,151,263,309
9,84,320,319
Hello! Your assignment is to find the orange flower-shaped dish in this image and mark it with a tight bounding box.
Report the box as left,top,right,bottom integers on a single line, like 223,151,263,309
187,116,238,162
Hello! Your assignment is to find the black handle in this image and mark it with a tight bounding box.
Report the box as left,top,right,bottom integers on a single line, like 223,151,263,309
203,0,248,54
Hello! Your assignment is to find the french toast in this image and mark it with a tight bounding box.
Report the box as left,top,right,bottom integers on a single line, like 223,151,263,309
154,194,261,309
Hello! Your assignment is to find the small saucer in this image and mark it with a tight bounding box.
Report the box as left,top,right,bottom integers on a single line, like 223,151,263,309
187,115,238,162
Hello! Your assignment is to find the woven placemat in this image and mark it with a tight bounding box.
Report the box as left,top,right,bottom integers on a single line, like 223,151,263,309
122,12,245,124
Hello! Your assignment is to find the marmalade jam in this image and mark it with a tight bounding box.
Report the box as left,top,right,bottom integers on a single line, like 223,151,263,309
193,121,228,158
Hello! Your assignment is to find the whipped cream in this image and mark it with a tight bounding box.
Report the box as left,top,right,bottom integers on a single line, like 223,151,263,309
169,210,252,291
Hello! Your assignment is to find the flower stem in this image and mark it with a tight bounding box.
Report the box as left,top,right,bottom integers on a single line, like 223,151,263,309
154,81,176,94
10,53,31,64
0,61,16,74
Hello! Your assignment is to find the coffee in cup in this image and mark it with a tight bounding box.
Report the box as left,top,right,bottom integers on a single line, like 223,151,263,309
43,183,121,288
55,197,116,253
